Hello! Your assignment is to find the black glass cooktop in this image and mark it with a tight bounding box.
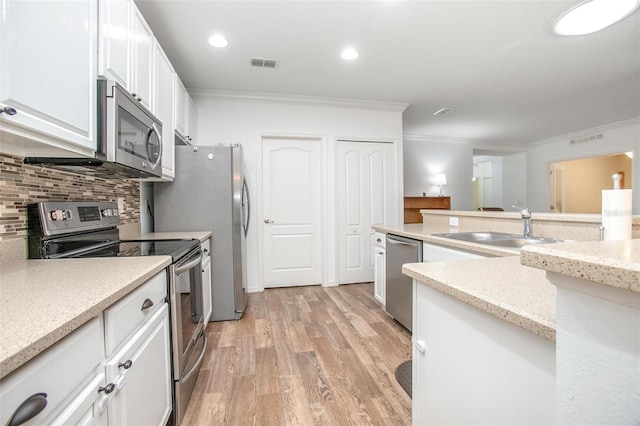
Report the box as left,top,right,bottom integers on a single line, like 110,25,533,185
80,239,200,262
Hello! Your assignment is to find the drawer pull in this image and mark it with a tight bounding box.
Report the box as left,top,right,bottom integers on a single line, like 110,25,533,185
141,298,154,311
118,360,133,369
1,106,18,116
98,383,116,395
7,392,47,426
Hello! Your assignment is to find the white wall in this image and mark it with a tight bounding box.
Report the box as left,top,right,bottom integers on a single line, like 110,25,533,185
193,93,404,292
502,152,527,209
527,119,640,214
403,136,474,210
473,155,504,209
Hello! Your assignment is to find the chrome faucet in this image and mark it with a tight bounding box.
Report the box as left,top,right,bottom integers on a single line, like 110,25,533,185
513,206,532,238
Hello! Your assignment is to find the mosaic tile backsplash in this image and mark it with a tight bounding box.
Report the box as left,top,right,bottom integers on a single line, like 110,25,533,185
0,153,140,240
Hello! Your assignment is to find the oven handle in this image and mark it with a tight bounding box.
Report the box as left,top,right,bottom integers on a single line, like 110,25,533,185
175,250,203,275
44,240,119,259
180,331,207,385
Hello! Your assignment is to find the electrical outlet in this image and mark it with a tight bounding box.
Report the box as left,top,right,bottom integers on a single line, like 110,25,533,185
449,217,459,226
117,197,125,212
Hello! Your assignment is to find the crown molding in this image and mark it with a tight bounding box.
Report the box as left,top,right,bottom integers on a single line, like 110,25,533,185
403,133,485,145
529,117,640,147
189,89,409,112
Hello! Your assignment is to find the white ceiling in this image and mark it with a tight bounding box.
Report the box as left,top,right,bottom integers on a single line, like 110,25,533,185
135,0,640,146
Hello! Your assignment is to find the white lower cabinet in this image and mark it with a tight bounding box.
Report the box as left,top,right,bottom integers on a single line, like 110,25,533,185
202,254,212,324
423,242,492,261
105,304,171,426
0,318,104,425
373,232,386,305
412,281,555,425
0,271,172,426
373,247,386,304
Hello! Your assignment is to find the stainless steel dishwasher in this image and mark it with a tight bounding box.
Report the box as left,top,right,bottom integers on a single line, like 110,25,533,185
385,234,422,332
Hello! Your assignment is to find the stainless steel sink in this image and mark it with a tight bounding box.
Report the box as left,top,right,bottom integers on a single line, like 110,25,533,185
432,232,522,242
432,231,565,250
482,237,565,249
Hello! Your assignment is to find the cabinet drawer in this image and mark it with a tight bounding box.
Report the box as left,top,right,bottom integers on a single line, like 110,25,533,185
0,318,103,425
104,271,167,355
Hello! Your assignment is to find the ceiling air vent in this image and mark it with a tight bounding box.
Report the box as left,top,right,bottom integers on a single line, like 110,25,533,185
250,58,278,69
570,133,603,145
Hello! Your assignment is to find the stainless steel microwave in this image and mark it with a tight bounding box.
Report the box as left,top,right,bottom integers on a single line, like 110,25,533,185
96,79,162,177
24,79,163,179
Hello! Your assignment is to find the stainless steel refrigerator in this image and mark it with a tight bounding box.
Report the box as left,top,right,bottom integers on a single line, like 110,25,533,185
154,144,249,320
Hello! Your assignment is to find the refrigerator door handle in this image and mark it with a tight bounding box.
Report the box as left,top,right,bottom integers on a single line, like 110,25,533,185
242,177,250,236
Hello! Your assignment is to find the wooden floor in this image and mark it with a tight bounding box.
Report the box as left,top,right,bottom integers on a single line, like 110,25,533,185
182,283,412,426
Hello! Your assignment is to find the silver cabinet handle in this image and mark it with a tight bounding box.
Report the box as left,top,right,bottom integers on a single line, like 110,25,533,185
1,106,18,116
98,383,116,394
118,360,133,369
388,239,418,248
141,298,154,311
7,393,47,426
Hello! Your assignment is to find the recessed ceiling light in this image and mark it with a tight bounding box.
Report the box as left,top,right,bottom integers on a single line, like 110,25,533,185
208,34,229,48
553,0,639,36
341,48,359,60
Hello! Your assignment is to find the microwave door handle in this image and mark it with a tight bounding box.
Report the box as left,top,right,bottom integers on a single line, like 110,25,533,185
148,123,162,170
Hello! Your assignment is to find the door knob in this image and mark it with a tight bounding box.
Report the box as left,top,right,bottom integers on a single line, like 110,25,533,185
264,218,274,224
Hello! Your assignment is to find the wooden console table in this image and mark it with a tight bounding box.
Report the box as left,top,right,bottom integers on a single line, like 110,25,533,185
404,196,451,223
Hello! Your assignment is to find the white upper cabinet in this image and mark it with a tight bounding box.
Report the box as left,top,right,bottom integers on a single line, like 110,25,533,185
0,0,97,157
155,42,175,180
98,0,129,88
98,0,154,112
174,75,197,144
174,76,188,138
187,95,197,144
130,3,154,111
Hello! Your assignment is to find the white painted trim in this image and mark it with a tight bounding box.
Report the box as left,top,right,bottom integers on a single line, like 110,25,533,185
404,133,488,145
189,89,409,112
529,117,640,147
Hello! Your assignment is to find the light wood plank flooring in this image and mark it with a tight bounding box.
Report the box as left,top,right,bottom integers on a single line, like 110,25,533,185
182,283,412,425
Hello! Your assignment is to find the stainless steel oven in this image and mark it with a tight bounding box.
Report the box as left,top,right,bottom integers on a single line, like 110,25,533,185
27,201,206,425
168,246,206,423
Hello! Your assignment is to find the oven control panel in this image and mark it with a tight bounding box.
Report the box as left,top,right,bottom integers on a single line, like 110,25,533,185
31,201,121,236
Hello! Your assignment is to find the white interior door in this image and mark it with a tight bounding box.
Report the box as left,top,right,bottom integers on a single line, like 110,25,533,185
337,140,397,284
262,136,322,287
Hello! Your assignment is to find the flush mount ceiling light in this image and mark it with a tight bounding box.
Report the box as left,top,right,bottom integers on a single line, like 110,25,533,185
341,48,359,60
208,34,229,48
553,0,640,36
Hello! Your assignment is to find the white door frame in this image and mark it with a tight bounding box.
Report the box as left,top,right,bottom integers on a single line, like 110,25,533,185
333,137,400,286
256,132,327,291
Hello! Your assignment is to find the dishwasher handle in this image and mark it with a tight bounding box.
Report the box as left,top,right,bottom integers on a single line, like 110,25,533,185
387,238,419,248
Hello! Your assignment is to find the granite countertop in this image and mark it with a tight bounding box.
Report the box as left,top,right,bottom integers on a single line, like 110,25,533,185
372,223,519,257
521,239,640,293
0,256,171,379
122,231,212,243
402,256,556,341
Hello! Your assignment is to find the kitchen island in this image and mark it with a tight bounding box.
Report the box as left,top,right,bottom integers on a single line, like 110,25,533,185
396,214,639,425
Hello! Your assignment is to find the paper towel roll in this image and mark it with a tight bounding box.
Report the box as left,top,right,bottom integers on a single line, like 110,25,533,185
601,189,632,240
